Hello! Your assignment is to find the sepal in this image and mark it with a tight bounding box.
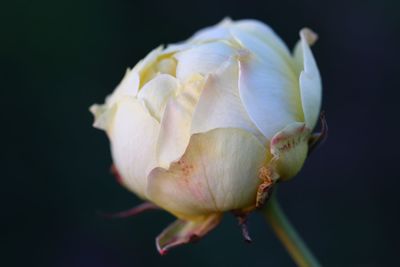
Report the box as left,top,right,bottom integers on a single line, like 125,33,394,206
156,214,221,255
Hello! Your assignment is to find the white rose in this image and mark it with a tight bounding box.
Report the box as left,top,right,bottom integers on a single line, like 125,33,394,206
90,18,322,254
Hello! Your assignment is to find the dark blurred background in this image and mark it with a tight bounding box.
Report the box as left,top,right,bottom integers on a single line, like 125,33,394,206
1,0,399,266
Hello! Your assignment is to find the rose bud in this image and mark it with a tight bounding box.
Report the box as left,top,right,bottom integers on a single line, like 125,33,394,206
90,18,323,254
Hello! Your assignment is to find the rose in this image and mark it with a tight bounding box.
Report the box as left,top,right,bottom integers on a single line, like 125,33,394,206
90,18,322,254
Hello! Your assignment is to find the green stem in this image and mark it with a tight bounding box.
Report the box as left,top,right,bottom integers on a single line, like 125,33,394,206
262,192,321,267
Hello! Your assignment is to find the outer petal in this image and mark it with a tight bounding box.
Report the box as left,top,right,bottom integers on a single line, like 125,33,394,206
108,97,160,199
191,58,266,143
156,74,206,169
174,41,236,82
137,74,181,121
293,28,322,130
148,128,267,220
235,28,304,139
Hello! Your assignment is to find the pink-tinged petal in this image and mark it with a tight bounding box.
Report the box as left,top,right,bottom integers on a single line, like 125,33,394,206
109,97,160,199
156,74,206,169
174,41,236,82
269,122,311,180
191,58,266,143
293,28,322,130
148,128,266,220
156,214,222,255
233,27,303,139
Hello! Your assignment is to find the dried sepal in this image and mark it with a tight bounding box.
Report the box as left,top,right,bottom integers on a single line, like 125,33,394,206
308,112,328,155
99,202,160,219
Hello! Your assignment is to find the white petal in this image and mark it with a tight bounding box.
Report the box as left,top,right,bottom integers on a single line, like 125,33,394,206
137,74,181,121
233,19,291,61
233,27,303,139
189,18,233,43
174,41,236,82
191,58,266,143
156,74,206,169
109,97,160,199
105,69,140,106
147,128,266,219
293,28,322,130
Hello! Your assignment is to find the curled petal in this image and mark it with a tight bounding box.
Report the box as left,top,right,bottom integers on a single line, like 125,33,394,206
293,28,322,130
270,122,311,180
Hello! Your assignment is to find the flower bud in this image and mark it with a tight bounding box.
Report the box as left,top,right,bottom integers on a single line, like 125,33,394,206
90,18,322,253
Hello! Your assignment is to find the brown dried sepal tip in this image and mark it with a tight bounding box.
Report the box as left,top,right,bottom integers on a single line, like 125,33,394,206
256,166,275,209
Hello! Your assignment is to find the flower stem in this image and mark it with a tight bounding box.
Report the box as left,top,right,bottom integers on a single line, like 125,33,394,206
262,192,321,267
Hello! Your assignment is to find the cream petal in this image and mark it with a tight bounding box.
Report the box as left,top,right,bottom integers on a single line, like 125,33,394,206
174,41,236,82
108,97,160,199
233,27,303,139
132,46,163,73
148,128,266,219
191,58,266,143
137,74,181,121
156,74,206,169
131,46,165,88
293,28,322,130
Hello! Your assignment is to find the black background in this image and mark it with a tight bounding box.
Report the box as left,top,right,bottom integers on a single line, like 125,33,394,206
1,0,399,266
